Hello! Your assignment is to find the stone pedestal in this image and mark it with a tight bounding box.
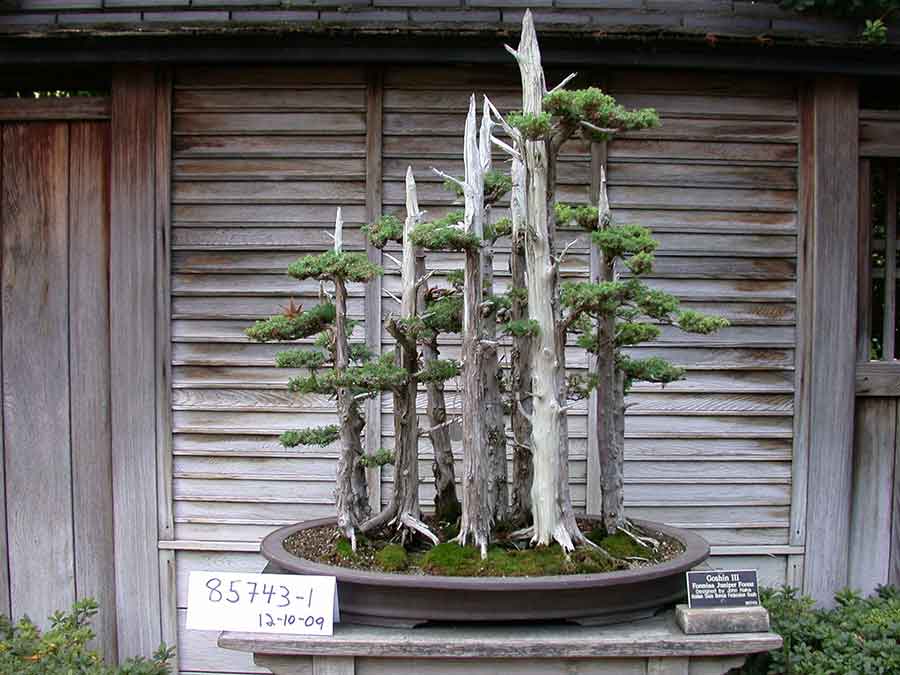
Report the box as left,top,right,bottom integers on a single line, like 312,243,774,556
676,604,771,635
219,611,781,675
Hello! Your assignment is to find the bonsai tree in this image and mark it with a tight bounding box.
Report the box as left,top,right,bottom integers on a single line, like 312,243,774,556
246,207,398,549
249,11,727,563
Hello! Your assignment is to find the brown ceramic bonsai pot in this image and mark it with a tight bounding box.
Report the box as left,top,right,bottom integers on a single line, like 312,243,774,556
260,516,710,627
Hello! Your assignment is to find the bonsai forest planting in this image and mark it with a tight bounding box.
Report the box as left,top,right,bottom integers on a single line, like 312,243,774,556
246,12,728,579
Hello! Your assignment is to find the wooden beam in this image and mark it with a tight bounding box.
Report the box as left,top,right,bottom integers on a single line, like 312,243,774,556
153,67,179,674
860,111,900,158
364,67,384,512
0,97,109,121
110,65,162,659
857,361,900,396
799,77,859,606
790,84,814,563
69,120,117,663
857,159,872,362
848,398,896,594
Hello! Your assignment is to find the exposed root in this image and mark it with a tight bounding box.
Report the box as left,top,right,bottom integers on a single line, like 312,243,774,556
396,511,440,546
620,521,660,550
572,530,617,563
510,525,534,541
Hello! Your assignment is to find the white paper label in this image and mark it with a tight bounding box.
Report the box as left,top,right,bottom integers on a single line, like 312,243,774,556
186,571,338,635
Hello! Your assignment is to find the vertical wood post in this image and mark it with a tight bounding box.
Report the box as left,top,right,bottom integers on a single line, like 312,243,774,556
0,126,9,620
857,159,872,361
110,65,162,658
364,67,384,512
797,77,859,606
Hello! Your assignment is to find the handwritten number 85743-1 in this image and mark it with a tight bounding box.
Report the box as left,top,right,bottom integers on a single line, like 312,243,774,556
205,577,299,608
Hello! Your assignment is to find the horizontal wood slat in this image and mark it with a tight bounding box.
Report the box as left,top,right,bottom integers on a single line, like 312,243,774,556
0,97,110,121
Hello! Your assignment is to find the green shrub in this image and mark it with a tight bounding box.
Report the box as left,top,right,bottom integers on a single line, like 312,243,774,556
0,598,173,675
740,585,900,674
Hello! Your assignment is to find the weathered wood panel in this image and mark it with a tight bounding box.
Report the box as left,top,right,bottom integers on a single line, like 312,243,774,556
800,77,859,606
848,398,896,595
0,123,9,619
1,122,75,627
68,121,117,663
110,66,162,658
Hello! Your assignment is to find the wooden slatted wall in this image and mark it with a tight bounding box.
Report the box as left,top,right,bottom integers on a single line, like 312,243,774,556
169,65,799,674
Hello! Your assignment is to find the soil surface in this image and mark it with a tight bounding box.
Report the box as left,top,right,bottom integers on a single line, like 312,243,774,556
283,517,684,577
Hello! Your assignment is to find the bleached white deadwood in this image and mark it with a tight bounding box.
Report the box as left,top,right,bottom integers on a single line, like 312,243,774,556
454,95,493,557
549,71,578,93
331,207,371,550
508,9,584,551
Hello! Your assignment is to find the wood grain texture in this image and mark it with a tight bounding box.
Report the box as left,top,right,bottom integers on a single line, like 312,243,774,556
892,403,900,587
848,398,895,594
0,124,8,619
1,122,76,627
801,77,859,606
68,120,117,663
883,162,897,359
110,65,162,658
859,110,900,158
856,361,900,396
0,97,110,121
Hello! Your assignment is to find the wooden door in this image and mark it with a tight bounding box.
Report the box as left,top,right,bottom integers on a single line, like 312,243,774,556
0,112,116,660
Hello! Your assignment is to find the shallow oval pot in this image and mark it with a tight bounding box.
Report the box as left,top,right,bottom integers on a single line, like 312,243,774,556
261,516,709,627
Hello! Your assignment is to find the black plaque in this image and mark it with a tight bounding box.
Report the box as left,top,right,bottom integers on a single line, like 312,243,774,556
686,569,760,608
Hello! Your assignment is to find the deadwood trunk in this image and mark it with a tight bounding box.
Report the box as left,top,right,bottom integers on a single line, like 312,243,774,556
510,11,581,550
458,96,493,555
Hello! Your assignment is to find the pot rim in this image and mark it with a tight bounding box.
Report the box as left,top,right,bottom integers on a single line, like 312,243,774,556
261,516,710,591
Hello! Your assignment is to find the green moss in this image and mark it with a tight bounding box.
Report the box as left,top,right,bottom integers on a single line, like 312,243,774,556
587,530,654,559
288,251,383,282
375,544,409,572
421,542,624,577
334,538,356,561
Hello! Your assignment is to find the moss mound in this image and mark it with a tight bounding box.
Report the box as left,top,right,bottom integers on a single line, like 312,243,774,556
375,544,409,572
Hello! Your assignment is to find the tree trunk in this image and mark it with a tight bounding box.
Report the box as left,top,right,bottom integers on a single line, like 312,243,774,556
361,169,437,545
510,10,582,550
458,95,493,556
593,162,626,536
509,156,533,525
480,99,509,524
416,254,460,524
332,208,370,548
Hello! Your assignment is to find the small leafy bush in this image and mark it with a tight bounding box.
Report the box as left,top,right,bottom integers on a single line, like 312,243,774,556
0,598,173,675
740,585,900,674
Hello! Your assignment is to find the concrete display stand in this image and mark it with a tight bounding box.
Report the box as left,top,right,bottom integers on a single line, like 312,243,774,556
220,612,781,675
